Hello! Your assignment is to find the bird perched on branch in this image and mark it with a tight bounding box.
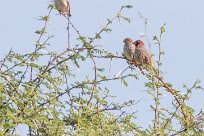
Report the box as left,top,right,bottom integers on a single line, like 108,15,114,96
133,40,152,68
123,38,136,63
123,38,153,74
54,0,71,16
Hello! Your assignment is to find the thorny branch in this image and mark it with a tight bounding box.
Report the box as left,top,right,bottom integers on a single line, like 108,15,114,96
0,3,203,136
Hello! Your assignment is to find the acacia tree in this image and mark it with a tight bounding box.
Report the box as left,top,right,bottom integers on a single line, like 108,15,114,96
0,3,203,136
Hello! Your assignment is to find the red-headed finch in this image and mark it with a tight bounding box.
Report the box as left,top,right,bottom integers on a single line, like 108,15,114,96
133,40,152,67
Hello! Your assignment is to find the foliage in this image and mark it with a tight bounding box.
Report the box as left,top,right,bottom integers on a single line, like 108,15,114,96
0,3,203,136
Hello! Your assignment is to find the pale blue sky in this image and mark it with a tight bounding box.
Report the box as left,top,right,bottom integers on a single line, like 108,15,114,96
0,0,204,135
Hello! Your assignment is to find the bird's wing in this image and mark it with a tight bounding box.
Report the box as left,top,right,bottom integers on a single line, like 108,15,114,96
141,48,152,64
135,48,151,65
134,49,143,63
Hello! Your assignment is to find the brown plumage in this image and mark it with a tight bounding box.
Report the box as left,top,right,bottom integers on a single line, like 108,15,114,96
123,38,135,62
133,40,152,67
54,0,71,16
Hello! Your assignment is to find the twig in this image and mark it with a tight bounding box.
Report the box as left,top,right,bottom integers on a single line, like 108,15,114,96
153,74,187,120
67,16,71,49
63,15,82,37
0,49,12,71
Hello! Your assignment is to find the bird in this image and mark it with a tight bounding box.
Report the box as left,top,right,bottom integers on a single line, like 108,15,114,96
123,38,136,63
133,40,152,68
123,38,146,74
54,0,71,16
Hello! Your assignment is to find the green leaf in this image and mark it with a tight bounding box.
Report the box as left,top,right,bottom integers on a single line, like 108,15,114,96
122,78,128,87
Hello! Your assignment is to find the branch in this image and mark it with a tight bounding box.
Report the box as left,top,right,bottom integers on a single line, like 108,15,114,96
152,74,188,121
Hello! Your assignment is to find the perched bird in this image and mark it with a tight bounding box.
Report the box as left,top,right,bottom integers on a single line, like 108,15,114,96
133,40,152,68
123,38,136,62
123,38,145,74
54,0,71,16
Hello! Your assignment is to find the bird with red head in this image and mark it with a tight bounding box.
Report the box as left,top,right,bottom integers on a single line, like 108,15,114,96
133,39,152,66
134,40,145,47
